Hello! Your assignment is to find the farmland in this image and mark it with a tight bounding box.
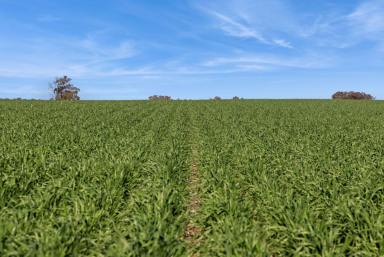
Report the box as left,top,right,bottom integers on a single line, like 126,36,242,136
1,100,384,256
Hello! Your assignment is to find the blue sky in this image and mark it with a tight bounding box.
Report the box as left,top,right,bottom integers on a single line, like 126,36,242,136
0,0,383,99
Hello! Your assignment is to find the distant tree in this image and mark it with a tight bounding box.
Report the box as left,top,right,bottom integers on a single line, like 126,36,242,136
51,75,80,100
232,96,240,100
148,95,172,101
212,96,222,100
332,91,374,100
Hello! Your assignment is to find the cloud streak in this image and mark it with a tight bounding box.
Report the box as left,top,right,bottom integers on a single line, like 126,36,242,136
197,2,293,48
203,54,333,71
347,0,384,34
207,11,269,44
296,0,384,50
0,30,138,79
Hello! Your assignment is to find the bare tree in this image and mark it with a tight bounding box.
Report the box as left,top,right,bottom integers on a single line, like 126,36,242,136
50,76,80,100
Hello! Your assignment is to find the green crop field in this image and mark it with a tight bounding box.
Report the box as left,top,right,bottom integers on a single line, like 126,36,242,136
1,100,384,256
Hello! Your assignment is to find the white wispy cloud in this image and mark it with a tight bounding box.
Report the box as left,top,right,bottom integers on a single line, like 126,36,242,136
347,0,384,34
203,54,333,71
207,10,269,44
197,0,384,53
0,31,138,79
273,39,293,49
345,1,384,53
298,0,384,50
344,0,384,51
196,0,294,48
0,60,258,79
78,38,136,61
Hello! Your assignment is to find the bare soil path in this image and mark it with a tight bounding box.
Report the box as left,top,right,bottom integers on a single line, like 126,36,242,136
184,125,203,257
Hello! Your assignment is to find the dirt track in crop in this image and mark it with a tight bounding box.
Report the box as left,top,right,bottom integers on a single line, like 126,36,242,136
184,137,202,256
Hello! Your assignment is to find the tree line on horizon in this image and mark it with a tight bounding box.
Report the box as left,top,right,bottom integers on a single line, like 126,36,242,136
0,75,378,101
